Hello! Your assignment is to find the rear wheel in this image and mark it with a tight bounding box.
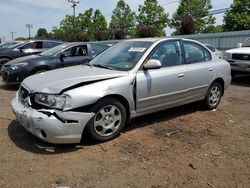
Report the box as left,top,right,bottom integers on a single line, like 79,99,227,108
204,82,222,110
85,97,127,142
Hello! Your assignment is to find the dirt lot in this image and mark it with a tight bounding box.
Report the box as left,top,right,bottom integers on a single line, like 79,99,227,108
0,76,250,188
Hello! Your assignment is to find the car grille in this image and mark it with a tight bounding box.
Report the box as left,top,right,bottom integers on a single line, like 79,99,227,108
232,54,250,61
18,86,29,103
3,64,10,68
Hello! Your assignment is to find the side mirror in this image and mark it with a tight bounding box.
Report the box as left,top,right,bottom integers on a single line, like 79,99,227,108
143,59,161,70
237,43,242,48
19,47,25,52
58,52,66,62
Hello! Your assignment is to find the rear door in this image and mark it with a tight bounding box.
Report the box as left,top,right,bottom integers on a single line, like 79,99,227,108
136,40,188,114
182,41,215,100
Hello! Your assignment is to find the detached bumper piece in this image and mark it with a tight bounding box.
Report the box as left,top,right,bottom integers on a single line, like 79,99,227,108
11,98,94,144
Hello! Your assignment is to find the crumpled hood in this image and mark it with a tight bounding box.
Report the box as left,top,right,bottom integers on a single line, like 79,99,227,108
22,65,128,94
226,47,250,54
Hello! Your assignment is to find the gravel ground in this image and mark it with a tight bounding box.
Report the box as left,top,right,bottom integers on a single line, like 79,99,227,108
0,76,249,188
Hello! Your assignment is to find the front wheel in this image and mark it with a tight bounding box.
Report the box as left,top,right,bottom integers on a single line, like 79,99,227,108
0,58,11,67
204,82,222,110
85,97,127,142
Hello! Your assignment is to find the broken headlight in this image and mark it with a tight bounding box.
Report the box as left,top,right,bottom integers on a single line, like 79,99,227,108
34,93,70,109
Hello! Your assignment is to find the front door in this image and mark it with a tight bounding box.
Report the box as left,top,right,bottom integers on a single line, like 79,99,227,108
136,40,187,114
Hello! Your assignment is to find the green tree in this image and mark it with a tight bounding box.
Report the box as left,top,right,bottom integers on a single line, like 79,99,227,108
223,0,250,31
171,0,216,35
51,15,83,41
203,25,224,33
92,10,108,40
136,0,169,37
109,0,136,39
51,8,108,41
78,9,108,41
35,28,49,39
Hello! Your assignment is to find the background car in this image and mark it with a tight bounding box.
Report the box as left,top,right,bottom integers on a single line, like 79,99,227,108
1,42,109,84
0,41,23,48
0,40,63,69
224,37,250,78
205,44,224,59
11,38,231,144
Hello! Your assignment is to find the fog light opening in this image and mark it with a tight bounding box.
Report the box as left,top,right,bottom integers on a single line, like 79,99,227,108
41,130,47,138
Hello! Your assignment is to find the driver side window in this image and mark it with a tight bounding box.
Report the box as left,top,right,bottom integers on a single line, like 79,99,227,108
149,41,183,68
63,45,87,57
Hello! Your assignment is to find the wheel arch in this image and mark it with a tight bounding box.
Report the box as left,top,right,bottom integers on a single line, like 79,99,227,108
31,65,52,74
100,94,131,124
0,55,13,60
212,78,225,96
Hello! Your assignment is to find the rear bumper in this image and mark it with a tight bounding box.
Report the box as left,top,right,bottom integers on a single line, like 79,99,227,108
11,97,94,144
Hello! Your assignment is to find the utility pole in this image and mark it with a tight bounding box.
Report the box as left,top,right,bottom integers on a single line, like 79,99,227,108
68,0,79,30
9,31,15,41
25,24,33,38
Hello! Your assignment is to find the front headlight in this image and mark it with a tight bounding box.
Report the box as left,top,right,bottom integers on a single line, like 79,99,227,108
223,52,231,60
11,62,28,70
34,93,71,109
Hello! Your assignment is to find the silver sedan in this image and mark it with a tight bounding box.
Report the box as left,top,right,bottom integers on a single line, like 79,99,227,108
11,38,231,143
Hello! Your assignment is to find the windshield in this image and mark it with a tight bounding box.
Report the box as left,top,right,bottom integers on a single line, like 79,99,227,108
40,44,68,56
1,42,23,49
90,41,152,71
0,42,19,48
242,38,250,47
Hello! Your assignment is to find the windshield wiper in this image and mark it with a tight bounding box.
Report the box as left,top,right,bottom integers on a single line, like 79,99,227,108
92,64,115,70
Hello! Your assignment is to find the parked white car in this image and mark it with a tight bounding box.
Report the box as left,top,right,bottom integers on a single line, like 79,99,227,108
224,37,250,77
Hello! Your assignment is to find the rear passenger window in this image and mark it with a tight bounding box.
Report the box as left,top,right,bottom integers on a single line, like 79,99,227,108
21,42,43,49
184,42,211,64
149,41,183,67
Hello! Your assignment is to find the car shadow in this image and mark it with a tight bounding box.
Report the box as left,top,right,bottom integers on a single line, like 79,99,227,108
124,101,202,132
231,75,250,87
8,120,91,155
0,84,19,91
8,102,203,155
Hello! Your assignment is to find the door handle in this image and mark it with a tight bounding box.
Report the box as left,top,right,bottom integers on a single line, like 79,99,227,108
209,68,214,71
178,73,185,78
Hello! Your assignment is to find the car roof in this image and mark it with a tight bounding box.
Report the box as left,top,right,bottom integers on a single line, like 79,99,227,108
121,38,203,44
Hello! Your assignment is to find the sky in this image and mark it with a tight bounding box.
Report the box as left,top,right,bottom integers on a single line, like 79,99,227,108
0,0,233,41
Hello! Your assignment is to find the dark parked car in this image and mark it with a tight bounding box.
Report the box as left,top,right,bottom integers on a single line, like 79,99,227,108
0,40,63,69
0,41,23,48
1,42,109,84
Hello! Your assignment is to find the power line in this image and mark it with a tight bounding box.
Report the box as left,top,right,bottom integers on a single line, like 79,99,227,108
162,0,179,6
208,8,231,15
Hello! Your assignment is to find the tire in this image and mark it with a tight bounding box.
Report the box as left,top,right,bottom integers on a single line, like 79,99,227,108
85,97,127,142
0,58,11,67
204,82,222,110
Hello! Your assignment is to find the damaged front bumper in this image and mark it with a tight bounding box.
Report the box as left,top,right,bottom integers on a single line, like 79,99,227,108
11,97,94,144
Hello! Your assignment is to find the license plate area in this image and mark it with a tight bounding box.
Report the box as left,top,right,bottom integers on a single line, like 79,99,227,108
238,64,248,68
